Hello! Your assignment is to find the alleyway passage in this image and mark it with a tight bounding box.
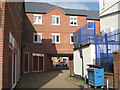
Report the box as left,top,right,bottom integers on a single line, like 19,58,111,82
15,69,80,89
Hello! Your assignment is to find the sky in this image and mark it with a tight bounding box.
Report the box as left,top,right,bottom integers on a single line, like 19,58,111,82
25,0,100,11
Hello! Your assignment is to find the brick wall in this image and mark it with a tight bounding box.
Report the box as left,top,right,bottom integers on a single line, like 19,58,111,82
0,1,5,89
104,73,114,88
22,7,100,74
113,52,120,88
23,7,100,55
0,2,24,89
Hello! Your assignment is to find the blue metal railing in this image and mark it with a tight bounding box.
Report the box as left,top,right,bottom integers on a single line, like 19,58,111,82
96,29,120,73
73,22,120,73
73,22,96,48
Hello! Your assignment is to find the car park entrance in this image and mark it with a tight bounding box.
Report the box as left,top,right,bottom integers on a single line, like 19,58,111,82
51,56,72,68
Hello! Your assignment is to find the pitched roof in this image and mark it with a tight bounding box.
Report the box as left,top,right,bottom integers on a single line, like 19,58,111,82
25,2,100,20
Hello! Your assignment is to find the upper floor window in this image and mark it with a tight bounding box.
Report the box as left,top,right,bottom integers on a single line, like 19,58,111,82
52,15,60,25
52,33,60,43
87,21,94,29
101,0,105,10
70,16,78,26
34,15,42,24
33,33,42,43
70,34,73,44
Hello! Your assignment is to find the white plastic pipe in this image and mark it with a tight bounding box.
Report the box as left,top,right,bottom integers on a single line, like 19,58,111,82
107,79,109,90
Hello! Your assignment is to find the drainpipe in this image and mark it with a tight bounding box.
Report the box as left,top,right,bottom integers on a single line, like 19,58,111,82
80,52,84,79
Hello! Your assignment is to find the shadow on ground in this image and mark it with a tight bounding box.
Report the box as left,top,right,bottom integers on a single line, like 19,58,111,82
15,68,69,89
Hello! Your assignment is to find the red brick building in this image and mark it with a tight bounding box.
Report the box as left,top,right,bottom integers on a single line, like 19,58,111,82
0,1,100,89
22,2,100,73
0,1,24,89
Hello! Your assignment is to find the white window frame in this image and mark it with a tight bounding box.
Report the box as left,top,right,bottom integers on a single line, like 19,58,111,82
87,21,94,29
33,33,42,43
70,16,78,26
63,57,67,63
32,53,44,72
100,0,105,10
70,34,73,44
52,33,60,44
52,15,60,25
34,14,42,25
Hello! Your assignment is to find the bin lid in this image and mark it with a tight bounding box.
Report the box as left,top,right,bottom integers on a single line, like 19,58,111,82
87,64,103,68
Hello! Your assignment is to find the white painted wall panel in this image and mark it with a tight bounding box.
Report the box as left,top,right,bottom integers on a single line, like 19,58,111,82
73,44,95,78
73,50,82,76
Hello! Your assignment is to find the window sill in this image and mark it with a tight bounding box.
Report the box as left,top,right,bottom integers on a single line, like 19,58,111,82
70,25,78,27
34,23,43,25
52,24,60,26
33,42,42,44
52,42,60,44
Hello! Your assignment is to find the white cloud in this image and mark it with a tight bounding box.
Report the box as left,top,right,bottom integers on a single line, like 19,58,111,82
50,2,89,10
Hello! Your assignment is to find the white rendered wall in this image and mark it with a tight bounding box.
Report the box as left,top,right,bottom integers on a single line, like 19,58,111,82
73,44,95,78
82,45,95,77
100,13,119,32
99,0,120,32
73,50,82,76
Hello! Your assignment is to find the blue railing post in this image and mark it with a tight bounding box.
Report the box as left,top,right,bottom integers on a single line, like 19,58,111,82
105,34,108,57
79,28,82,56
79,28,82,47
94,22,97,65
80,28,82,43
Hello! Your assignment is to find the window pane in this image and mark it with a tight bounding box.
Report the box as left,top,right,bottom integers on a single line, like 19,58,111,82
52,35,55,43
91,22,94,28
38,35,41,42
52,17,55,24
56,17,59,24
74,22,77,25
63,58,67,62
71,21,73,25
71,36,73,42
70,18,73,20
34,35,37,42
56,35,59,42
38,16,41,24
74,18,77,20
88,22,94,29
34,16,37,23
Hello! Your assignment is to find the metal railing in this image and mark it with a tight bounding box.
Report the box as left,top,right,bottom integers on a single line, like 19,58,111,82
73,22,120,73
73,22,95,48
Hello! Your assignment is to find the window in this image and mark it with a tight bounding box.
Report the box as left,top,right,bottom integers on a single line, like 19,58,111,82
33,33,42,43
101,0,105,10
63,57,67,63
87,21,94,29
70,16,78,26
34,15,42,24
52,15,60,25
52,33,60,43
70,34,73,44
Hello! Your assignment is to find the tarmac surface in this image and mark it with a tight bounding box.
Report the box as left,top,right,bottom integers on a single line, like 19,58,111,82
15,68,80,89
